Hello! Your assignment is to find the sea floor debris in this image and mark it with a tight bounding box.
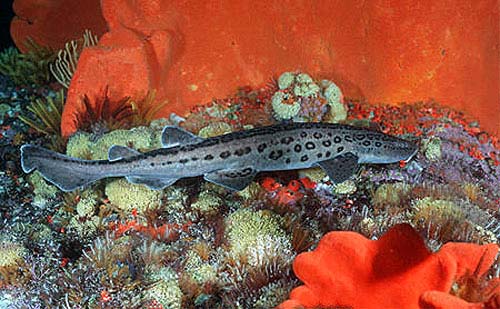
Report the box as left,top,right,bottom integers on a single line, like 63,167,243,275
0,69,499,308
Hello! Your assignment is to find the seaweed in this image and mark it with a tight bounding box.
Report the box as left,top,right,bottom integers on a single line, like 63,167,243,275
18,89,66,151
0,39,56,87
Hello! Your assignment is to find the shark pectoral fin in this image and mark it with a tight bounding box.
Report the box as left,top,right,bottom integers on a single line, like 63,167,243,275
317,152,359,184
161,126,204,148
108,145,140,161
204,167,257,191
125,176,178,190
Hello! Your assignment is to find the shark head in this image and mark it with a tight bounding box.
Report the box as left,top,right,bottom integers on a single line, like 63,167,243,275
355,132,419,164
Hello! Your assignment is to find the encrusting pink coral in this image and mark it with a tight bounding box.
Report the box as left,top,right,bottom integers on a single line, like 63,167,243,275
278,223,499,309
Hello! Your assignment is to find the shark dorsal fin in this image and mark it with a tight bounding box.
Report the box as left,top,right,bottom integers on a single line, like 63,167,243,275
108,145,140,161
161,126,204,148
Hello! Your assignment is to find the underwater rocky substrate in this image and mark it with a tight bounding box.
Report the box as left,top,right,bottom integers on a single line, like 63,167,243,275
0,71,499,308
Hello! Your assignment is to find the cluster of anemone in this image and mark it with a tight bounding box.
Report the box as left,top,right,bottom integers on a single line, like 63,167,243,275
271,72,346,123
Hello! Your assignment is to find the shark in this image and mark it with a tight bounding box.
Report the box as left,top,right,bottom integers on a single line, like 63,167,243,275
20,122,418,192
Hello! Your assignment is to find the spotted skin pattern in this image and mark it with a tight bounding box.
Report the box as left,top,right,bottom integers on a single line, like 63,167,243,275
21,122,418,191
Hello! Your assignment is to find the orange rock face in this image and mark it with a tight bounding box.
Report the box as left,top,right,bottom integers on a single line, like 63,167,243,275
58,0,499,136
10,0,107,52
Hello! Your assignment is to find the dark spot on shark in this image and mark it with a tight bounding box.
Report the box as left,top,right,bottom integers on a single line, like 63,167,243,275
244,146,251,154
220,134,235,143
294,144,302,152
317,153,323,158
375,141,382,147
234,148,245,156
191,157,198,161
150,162,155,167
240,168,253,176
337,146,344,153
285,158,291,164
355,134,366,140
301,155,309,162
179,158,189,164
167,161,173,165
327,132,332,137
300,132,307,138
322,140,332,147
269,150,283,160
362,140,371,147
257,143,267,153
220,151,231,159
344,135,353,142
313,132,323,139
161,162,166,166
325,151,331,157
281,136,294,145
305,142,315,150
204,154,214,160
333,136,342,143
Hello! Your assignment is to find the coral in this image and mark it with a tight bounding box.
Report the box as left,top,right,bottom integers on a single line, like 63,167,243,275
332,180,357,195
293,73,320,98
91,126,157,159
411,197,466,242
190,190,222,216
28,171,58,208
0,240,27,285
321,80,346,123
50,29,99,88
298,167,326,183
68,215,100,237
254,280,293,308
143,266,183,309
278,224,499,309
0,41,55,86
422,137,442,161
277,72,295,90
129,90,169,128
0,241,26,268
105,179,163,214
225,209,291,267
66,124,159,160
372,182,412,210
271,91,301,120
411,196,499,245
65,131,93,159
183,250,217,285
74,88,136,134
75,190,99,217
270,71,346,123
161,186,189,219
18,89,66,151
197,121,233,138
67,189,101,237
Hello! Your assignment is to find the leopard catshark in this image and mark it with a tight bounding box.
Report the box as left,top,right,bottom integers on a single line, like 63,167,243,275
21,122,418,192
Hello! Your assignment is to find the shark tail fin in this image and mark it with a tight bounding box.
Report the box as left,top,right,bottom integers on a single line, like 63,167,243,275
21,144,102,192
